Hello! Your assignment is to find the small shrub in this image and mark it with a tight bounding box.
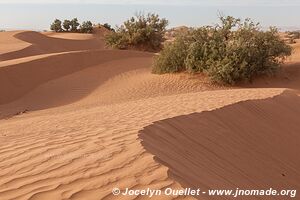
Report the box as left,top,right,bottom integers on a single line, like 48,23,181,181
105,12,168,51
287,31,300,39
50,19,63,32
80,21,93,33
153,16,292,85
286,31,300,44
103,23,115,32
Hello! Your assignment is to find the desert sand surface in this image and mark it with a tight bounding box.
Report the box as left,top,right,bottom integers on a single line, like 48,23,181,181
0,31,105,61
0,30,299,200
43,32,95,40
0,31,31,54
140,91,300,200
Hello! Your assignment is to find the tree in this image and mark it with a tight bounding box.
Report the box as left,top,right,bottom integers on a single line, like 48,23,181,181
105,12,168,51
63,20,71,32
80,21,93,33
70,18,80,32
50,19,62,32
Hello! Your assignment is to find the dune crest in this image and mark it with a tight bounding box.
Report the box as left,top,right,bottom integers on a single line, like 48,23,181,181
0,31,105,61
0,50,152,104
0,31,31,54
139,90,300,199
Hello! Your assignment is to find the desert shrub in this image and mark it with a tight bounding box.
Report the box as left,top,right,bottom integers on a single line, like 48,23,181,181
153,35,191,73
286,31,300,44
105,12,168,51
103,23,115,32
184,27,216,73
80,21,93,33
63,20,71,32
287,31,300,39
50,19,63,32
105,31,128,49
153,16,292,84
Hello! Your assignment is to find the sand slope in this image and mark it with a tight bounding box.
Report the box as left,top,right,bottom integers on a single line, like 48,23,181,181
0,31,31,54
0,31,105,61
139,90,300,200
0,50,150,104
0,88,284,200
43,32,95,40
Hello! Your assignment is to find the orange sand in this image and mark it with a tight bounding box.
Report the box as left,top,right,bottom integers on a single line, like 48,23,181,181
0,30,299,200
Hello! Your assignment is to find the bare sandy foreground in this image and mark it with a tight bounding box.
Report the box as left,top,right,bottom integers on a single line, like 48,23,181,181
0,31,299,200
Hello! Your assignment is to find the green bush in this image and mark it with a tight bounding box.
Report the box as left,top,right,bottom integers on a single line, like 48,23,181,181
63,20,71,32
152,35,190,73
51,18,94,33
153,16,292,84
50,19,63,32
105,12,168,51
286,31,300,44
70,18,80,32
105,31,128,49
287,31,300,39
80,21,93,33
103,23,115,32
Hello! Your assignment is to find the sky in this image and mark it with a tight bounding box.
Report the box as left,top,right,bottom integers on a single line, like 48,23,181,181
1,0,300,30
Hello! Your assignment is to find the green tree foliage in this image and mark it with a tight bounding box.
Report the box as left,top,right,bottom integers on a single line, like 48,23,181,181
51,18,95,33
50,19,63,32
103,23,115,32
105,32,128,49
105,12,168,51
152,35,190,73
80,21,93,33
70,18,80,32
63,20,71,32
153,16,292,85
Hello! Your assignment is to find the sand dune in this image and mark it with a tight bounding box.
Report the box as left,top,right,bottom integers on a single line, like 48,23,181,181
0,49,152,104
0,29,300,200
139,90,300,200
0,51,154,118
0,31,31,54
0,31,105,61
0,88,284,200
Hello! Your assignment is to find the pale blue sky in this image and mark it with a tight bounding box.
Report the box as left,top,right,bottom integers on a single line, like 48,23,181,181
1,0,300,30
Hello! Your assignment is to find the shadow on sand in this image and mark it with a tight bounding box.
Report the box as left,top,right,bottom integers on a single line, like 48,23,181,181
139,90,300,200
